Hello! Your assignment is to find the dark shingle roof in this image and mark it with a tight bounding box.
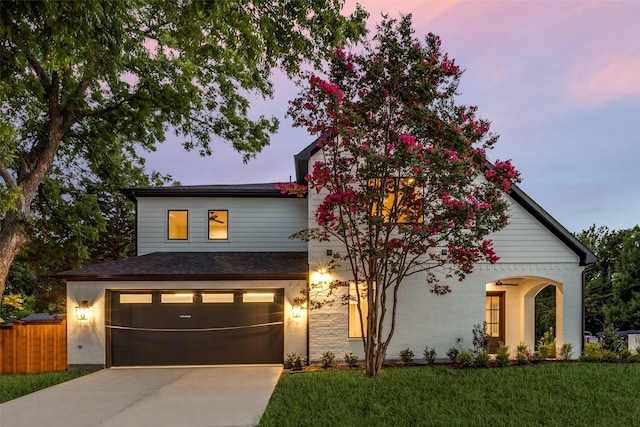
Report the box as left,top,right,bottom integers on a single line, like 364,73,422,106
56,252,308,281
21,313,65,322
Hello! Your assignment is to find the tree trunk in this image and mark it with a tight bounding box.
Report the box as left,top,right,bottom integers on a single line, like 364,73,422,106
0,210,30,297
0,81,68,298
364,337,388,378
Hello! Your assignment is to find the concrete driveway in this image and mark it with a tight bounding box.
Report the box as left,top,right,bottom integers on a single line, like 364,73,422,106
0,365,282,427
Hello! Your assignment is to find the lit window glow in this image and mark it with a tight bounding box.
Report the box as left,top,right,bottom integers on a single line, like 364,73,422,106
168,210,188,240
202,293,234,303
243,293,275,303
161,293,194,303
208,210,228,240
120,294,152,304
349,282,369,338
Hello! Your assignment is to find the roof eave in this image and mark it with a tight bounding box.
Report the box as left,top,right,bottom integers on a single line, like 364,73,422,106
121,186,304,200
57,273,309,282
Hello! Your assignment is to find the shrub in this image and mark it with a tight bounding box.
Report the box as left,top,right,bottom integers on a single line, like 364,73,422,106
472,322,489,357
619,349,631,361
475,350,490,367
285,353,306,371
458,350,474,368
399,348,414,364
495,345,510,368
423,347,437,364
321,351,335,368
446,347,460,363
530,351,541,363
580,343,602,362
601,349,619,363
515,342,531,365
344,352,359,368
559,343,573,361
600,324,623,353
537,327,556,359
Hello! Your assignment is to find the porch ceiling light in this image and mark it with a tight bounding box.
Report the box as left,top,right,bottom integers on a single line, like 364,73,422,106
75,301,91,321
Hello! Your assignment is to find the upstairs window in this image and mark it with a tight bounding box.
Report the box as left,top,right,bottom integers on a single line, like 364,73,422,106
370,177,423,223
208,210,228,240
167,210,188,240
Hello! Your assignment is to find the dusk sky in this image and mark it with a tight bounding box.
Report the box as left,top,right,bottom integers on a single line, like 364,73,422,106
144,0,640,234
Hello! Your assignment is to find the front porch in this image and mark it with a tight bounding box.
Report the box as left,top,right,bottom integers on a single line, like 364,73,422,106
485,274,579,357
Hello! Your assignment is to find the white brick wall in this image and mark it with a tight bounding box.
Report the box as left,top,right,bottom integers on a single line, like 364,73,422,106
307,262,585,362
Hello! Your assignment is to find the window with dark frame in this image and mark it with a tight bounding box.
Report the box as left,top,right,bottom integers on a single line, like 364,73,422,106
208,210,228,240
167,210,188,240
348,282,369,338
369,177,423,224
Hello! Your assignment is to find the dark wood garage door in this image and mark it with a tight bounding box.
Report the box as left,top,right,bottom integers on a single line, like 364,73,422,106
107,289,284,366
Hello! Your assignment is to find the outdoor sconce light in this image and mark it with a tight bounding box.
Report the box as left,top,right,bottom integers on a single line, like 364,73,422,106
75,301,91,321
292,305,302,319
316,268,329,284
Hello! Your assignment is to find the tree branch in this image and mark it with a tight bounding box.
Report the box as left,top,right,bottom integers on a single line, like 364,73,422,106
73,86,145,123
24,51,52,93
0,161,16,188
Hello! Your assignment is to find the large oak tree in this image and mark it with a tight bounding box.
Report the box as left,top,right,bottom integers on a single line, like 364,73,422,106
0,0,367,296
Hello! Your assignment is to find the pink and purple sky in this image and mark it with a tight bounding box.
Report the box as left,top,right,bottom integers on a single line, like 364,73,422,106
144,0,640,233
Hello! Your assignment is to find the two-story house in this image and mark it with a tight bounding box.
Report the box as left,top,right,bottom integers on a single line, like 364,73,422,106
59,140,596,369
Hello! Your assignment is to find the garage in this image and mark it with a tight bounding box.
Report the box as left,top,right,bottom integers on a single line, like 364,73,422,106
107,289,284,366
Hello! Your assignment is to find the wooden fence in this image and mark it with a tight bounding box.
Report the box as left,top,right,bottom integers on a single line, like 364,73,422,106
0,319,67,374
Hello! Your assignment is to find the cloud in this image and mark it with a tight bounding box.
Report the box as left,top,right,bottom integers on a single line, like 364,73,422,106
565,54,640,106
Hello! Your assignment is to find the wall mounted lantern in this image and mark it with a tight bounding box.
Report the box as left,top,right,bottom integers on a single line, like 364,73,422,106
292,305,302,319
75,301,91,321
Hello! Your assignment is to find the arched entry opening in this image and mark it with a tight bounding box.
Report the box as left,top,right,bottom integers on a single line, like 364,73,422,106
535,285,556,344
486,277,563,354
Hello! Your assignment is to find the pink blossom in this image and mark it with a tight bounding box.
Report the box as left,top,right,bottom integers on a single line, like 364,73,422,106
274,182,307,197
444,149,459,162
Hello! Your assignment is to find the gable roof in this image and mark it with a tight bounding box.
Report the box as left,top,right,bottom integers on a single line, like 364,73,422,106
293,138,597,266
55,252,309,281
294,138,322,184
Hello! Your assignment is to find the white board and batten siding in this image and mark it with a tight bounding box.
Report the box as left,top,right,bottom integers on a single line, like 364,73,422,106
489,193,579,264
136,197,308,255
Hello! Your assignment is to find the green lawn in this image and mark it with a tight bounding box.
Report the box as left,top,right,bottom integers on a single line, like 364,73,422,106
0,370,92,403
259,363,640,426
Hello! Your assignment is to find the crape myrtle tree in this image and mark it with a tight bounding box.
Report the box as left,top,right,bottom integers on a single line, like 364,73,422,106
282,15,519,378
0,0,368,297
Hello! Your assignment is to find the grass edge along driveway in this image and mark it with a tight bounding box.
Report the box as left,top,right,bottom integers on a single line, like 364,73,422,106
259,363,640,427
0,370,92,403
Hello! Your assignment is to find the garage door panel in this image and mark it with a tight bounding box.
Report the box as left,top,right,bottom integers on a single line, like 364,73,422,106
108,289,284,366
